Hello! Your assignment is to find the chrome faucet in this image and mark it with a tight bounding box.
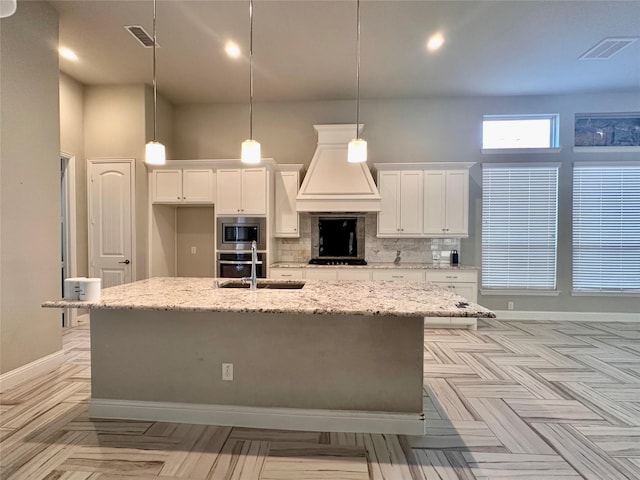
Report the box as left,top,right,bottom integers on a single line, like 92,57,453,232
249,240,258,290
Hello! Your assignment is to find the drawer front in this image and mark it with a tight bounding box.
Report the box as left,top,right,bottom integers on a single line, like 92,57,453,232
305,269,338,280
269,268,305,280
337,269,372,281
372,270,425,282
430,282,477,303
425,270,477,283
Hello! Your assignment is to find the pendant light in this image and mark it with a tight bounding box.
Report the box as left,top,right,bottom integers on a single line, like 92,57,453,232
0,0,17,18
241,0,261,164
145,0,166,165
348,0,367,163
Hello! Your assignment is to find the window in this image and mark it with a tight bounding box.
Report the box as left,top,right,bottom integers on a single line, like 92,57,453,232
482,164,559,290
573,163,640,293
483,114,560,149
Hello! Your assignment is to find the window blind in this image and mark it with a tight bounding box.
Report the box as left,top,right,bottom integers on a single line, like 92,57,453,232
573,163,640,293
482,164,559,289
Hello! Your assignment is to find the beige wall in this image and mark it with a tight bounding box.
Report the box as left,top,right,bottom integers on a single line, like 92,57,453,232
84,85,149,280
0,1,62,374
173,92,640,314
176,207,215,277
59,72,88,278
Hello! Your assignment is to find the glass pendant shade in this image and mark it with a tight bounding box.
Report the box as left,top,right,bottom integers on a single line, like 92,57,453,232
348,138,367,163
145,141,166,165
241,139,261,164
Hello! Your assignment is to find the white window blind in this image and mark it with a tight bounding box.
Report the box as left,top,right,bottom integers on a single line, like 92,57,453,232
573,163,640,293
482,164,559,289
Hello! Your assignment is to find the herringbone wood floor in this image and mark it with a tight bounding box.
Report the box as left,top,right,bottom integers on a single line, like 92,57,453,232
1,318,639,479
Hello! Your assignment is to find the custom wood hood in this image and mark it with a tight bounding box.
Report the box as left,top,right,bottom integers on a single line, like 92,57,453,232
296,124,381,212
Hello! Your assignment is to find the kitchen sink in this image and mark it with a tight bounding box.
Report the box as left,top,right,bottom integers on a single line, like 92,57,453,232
219,280,306,289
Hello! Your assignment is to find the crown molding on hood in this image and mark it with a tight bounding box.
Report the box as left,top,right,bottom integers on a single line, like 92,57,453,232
296,125,381,212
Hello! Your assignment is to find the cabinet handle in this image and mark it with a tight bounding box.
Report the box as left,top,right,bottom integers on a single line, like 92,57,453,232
177,196,180,200
281,274,292,277
392,275,403,278
445,275,458,279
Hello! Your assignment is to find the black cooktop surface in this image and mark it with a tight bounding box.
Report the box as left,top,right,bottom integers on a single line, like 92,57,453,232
308,258,368,266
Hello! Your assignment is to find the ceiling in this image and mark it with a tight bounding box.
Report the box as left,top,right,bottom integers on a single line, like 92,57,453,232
50,0,640,105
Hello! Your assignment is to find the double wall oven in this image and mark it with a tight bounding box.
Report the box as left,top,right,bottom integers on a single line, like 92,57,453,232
216,217,267,278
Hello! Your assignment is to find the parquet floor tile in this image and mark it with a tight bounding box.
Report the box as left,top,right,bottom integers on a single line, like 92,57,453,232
1,318,639,479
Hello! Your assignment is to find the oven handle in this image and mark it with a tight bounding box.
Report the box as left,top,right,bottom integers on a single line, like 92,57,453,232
218,260,263,265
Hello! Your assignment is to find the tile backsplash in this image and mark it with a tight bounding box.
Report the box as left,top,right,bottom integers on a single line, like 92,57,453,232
274,213,461,265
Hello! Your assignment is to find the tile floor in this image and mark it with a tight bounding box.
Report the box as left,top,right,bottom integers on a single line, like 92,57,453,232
1,318,639,479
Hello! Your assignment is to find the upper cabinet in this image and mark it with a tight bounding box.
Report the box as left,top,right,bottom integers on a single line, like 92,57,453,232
423,169,468,237
375,163,473,238
152,169,214,204
377,170,423,236
274,165,303,237
216,167,267,215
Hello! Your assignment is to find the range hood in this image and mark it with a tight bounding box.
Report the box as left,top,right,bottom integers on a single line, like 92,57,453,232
296,124,381,212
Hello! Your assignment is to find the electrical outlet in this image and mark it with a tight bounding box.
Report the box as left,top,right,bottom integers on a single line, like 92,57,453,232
191,246,197,254
222,363,233,381
507,301,514,310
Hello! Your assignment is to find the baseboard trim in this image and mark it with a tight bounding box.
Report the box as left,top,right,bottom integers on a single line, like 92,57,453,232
0,350,65,392
493,310,640,322
89,398,425,435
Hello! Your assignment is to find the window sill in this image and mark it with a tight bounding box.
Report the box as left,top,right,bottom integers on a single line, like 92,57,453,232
480,289,561,296
571,291,640,297
481,148,562,155
573,146,640,153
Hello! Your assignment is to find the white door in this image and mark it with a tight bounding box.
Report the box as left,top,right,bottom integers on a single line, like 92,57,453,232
423,170,446,235
444,170,469,236
377,171,401,234
216,169,243,214
399,171,423,234
89,160,134,288
241,168,267,215
274,170,299,236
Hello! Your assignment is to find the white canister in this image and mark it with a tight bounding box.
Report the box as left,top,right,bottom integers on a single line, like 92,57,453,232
63,277,86,300
78,278,101,301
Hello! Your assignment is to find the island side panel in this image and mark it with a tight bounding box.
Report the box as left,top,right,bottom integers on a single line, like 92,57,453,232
90,310,424,413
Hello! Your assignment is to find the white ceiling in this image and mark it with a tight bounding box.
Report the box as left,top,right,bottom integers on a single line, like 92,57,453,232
50,0,640,105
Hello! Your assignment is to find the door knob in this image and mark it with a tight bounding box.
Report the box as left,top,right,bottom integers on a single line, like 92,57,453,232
119,259,130,264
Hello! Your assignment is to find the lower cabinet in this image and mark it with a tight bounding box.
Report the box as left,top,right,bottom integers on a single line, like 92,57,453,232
269,268,305,280
371,269,425,282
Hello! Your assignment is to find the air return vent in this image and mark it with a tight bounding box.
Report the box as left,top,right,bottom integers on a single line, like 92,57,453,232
124,25,157,48
579,37,638,60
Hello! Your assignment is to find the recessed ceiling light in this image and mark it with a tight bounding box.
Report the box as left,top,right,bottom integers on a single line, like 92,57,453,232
225,41,241,59
59,47,78,61
427,32,445,52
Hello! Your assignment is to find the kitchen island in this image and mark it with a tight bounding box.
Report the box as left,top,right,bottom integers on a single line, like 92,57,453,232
44,277,494,434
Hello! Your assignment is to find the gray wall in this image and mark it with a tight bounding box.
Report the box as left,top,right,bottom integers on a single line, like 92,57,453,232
174,92,639,314
0,1,62,374
59,72,88,279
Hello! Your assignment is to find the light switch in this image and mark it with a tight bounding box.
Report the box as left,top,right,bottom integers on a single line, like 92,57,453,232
191,246,197,254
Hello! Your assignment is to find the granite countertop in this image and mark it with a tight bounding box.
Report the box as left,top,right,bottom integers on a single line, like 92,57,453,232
43,277,494,318
271,262,478,270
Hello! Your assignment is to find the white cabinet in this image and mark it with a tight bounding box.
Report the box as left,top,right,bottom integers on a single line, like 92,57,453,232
152,169,214,204
423,170,469,237
377,170,423,236
372,269,425,282
216,167,267,215
425,270,477,303
337,269,371,281
269,268,305,280
305,268,338,280
274,167,301,237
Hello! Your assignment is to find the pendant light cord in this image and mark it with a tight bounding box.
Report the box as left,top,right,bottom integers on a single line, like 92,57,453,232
355,0,361,140
249,0,254,141
152,0,158,142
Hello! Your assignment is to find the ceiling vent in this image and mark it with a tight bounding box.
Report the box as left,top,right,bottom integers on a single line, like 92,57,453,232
579,37,638,60
124,25,157,48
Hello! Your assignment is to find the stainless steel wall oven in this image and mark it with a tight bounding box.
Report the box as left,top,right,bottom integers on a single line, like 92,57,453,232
217,252,266,279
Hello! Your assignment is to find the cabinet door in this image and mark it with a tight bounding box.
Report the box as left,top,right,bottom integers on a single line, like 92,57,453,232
399,171,423,234
216,169,243,214
274,170,299,236
423,170,446,235
153,170,182,203
450,283,477,303
183,169,214,203
377,171,400,235
241,168,267,215
444,170,468,236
